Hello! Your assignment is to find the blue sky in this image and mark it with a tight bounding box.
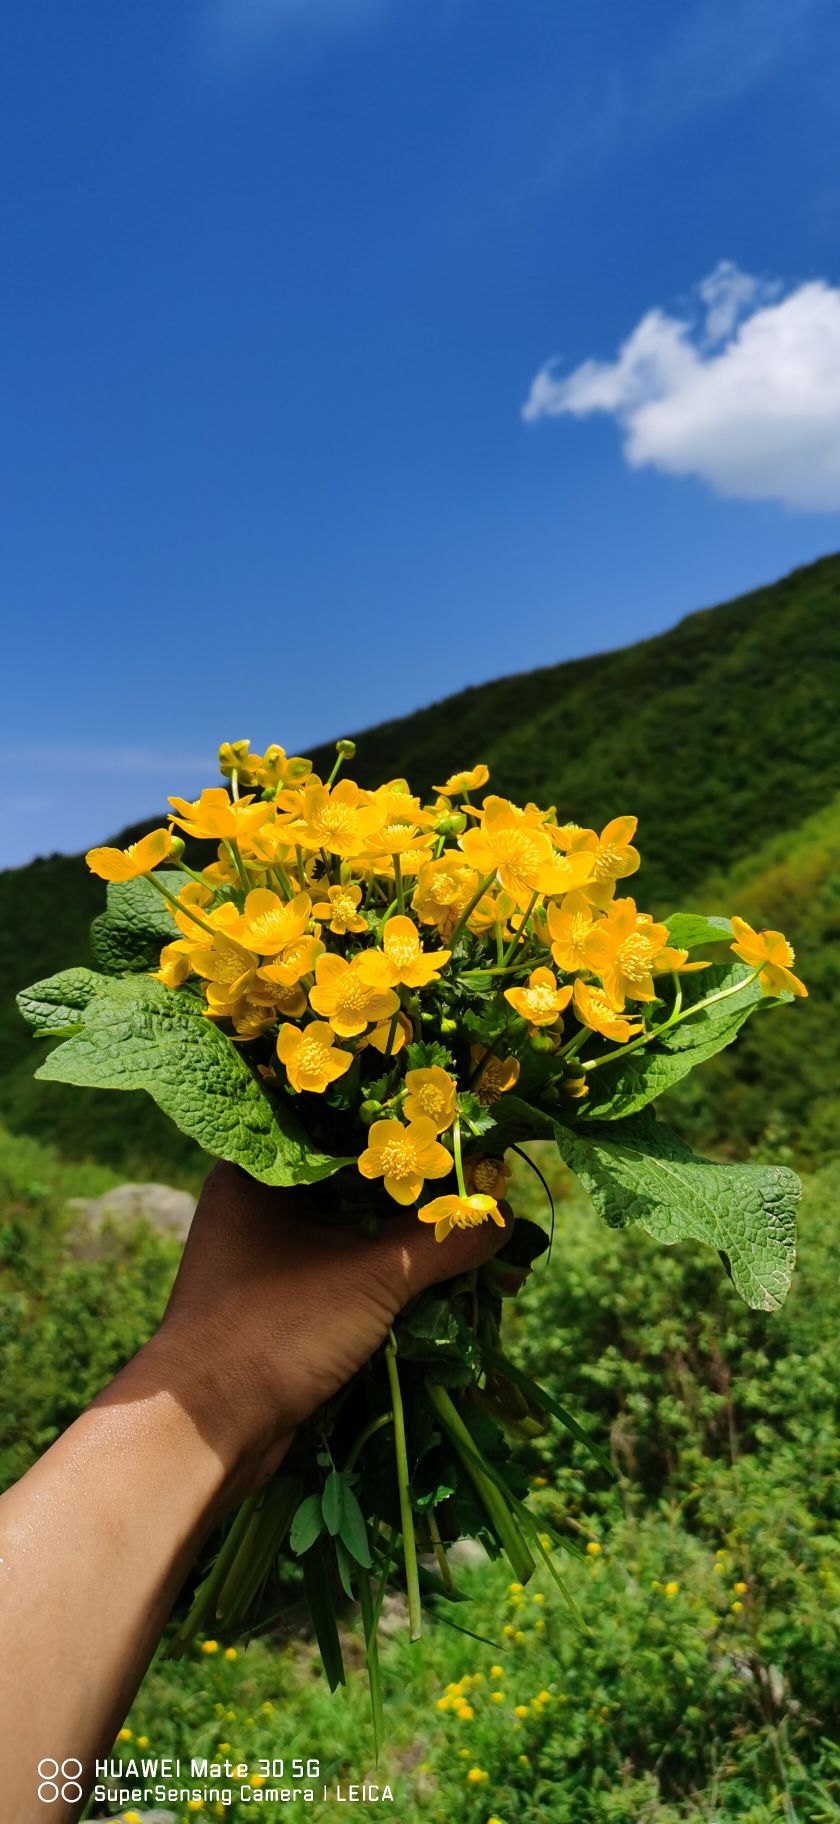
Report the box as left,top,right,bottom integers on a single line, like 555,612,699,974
3,0,840,865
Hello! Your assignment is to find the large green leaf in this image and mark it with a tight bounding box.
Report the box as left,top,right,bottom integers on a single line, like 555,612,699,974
663,913,732,949
17,967,106,1033
581,962,767,1122
35,975,350,1187
89,872,181,974
553,1110,799,1310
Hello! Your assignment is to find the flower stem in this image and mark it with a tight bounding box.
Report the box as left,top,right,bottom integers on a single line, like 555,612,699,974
448,871,496,948
145,873,216,938
452,1117,467,1198
393,854,405,915
582,967,762,1072
502,891,539,967
426,1381,534,1583
384,1331,422,1641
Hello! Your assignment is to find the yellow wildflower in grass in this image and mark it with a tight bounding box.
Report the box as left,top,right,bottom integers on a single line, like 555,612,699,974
731,1600,744,1614
308,952,399,1038
276,1022,354,1094
201,1640,219,1654
546,890,599,972
86,827,172,882
456,1703,474,1720
418,1191,505,1243
586,1541,602,1557
553,815,641,908
358,1117,452,1206
117,1727,133,1741
465,1153,511,1199
433,764,490,795
460,797,595,908
572,978,644,1042
312,882,368,936
224,1647,238,1661
490,1664,504,1678
490,1691,505,1704
358,915,451,990
730,916,807,998
504,967,573,1028
514,1704,529,1718
466,1767,488,1783
582,898,695,1010
403,1065,458,1132
664,1580,680,1598
470,1047,520,1105
733,1580,748,1595
136,1734,150,1747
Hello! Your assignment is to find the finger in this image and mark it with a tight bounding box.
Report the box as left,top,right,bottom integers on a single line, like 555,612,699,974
378,1201,514,1305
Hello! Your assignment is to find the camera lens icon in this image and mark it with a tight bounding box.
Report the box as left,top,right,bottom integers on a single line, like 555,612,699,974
36,1758,83,1803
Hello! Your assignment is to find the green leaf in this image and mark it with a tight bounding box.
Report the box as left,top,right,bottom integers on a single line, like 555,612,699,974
334,1535,356,1602
289,1493,325,1556
301,1540,346,1690
482,1345,613,1476
553,1110,800,1311
17,967,105,1033
321,1469,345,1538
35,974,350,1186
89,871,182,974
663,913,732,950
405,1040,455,1072
581,962,766,1122
338,1485,372,1568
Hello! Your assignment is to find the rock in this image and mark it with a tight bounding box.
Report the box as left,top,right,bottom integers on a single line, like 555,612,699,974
68,1182,196,1244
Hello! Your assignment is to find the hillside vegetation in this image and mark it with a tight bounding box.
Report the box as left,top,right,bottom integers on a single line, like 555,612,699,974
1,553,837,1179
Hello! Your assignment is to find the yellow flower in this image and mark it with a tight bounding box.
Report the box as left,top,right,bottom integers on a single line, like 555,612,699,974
504,966,573,1028
664,1580,680,1598
308,952,399,1038
201,1640,219,1654
190,934,257,1011
460,798,595,908
257,932,324,988
456,1703,474,1720
246,974,310,1023
514,1704,529,1718
285,778,379,856
490,1691,505,1704
153,938,194,989
465,1154,511,1199
546,891,599,973
358,1116,452,1206
730,916,807,998
412,856,480,939
490,1664,504,1678
733,1580,748,1595
224,1647,238,1660
433,764,490,795
573,978,644,1042
418,1192,505,1243
276,1021,354,1093
358,915,451,990
136,1735,150,1747
466,1767,488,1783
469,1046,520,1105
403,1066,458,1132
311,883,368,936
117,1726,133,1740
254,743,312,790
731,1600,744,1614
169,787,271,844
86,827,172,882
508,1581,524,1594
553,815,641,908
364,1010,412,1055
586,1541,602,1557
237,889,312,956
582,898,676,1010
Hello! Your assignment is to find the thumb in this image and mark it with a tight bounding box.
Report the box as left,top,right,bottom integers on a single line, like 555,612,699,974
377,1201,514,1307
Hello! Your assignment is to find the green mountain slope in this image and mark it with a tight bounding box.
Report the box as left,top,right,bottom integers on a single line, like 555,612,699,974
2,554,837,1181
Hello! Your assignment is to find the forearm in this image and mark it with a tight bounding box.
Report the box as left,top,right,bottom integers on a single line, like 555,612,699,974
0,1334,286,1824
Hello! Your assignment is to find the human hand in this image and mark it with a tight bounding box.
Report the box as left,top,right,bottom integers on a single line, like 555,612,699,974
149,1163,512,1497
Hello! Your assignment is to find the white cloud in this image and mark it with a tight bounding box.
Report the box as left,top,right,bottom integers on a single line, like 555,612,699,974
522,262,840,512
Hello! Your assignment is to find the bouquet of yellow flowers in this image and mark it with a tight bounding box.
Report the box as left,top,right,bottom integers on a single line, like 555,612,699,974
18,737,806,1736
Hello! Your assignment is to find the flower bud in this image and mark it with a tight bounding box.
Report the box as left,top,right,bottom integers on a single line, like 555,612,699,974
336,739,356,760
440,1016,458,1035
530,1031,556,1053
168,834,186,861
436,813,467,837
359,1099,383,1125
